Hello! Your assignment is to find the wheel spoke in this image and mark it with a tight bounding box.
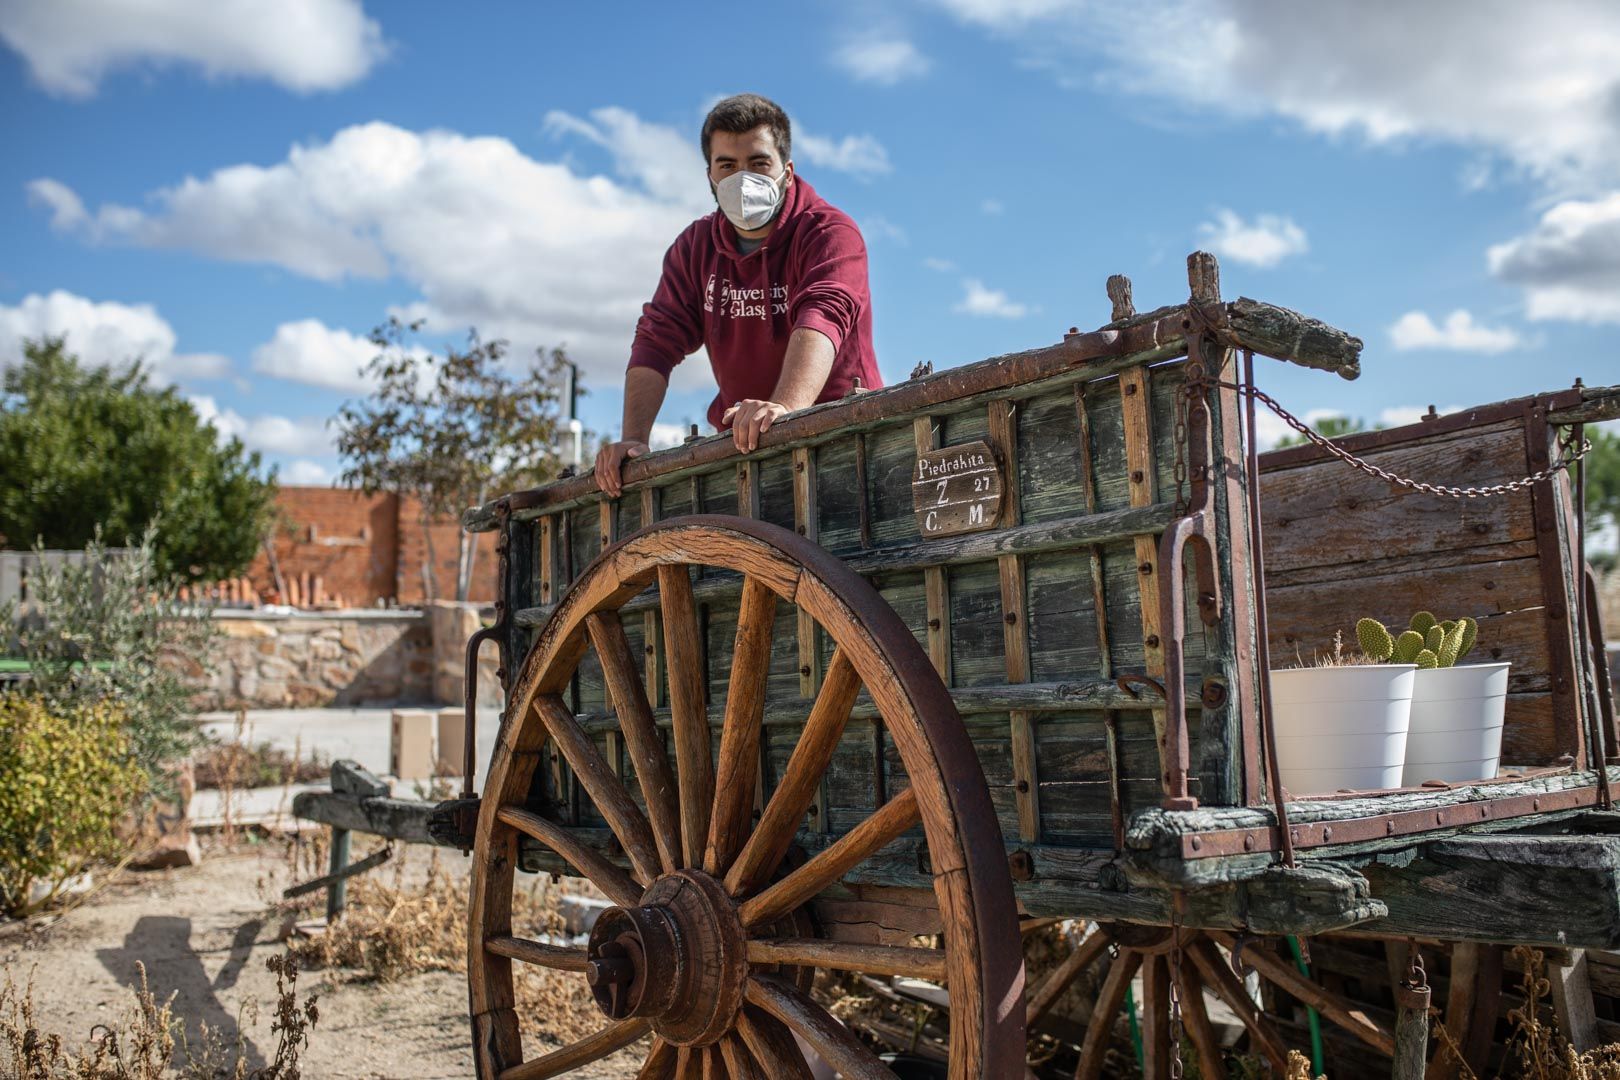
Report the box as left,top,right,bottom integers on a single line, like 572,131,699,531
719,1034,762,1080
1027,925,1111,1026
745,974,898,1080
658,564,713,868
1187,939,1290,1075
724,649,862,896
1209,930,1394,1055
705,577,778,875
588,612,683,875
1142,955,1171,1080
735,1007,814,1080
1176,960,1225,1079
747,937,947,981
635,1038,677,1080
739,787,919,929
496,805,640,908
498,1017,650,1080
534,695,662,884
701,1044,727,1080
484,935,587,972
1076,949,1141,1080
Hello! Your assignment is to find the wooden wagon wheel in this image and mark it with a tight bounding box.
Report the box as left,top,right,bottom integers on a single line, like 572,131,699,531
468,515,1025,1079
1030,925,1496,1079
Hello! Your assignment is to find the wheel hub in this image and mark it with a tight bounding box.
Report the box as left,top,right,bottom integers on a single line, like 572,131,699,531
585,869,746,1046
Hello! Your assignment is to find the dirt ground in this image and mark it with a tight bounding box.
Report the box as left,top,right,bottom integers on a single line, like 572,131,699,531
0,837,644,1079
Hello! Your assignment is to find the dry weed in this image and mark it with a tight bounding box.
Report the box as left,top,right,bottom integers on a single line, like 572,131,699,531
284,846,603,1048
0,953,316,1079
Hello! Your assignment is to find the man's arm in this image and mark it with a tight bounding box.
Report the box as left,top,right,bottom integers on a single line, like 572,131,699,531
721,326,835,452
594,366,669,497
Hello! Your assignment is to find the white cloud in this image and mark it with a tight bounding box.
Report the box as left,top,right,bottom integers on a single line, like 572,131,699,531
1196,209,1307,268
980,198,1005,216
795,130,893,178
933,0,1077,28
32,120,706,387
279,459,334,485
923,257,956,272
189,394,334,457
0,290,229,383
954,279,1030,318
834,37,931,84
0,0,385,99
1388,310,1522,353
1487,192,1620,324
936,1,1620,191
863,216,908,244
251,319,383,394
1378,403,1463,428
542,106,711,213
648,422,688,451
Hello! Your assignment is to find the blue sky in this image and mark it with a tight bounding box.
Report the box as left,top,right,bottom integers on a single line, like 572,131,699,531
3,1,1618,487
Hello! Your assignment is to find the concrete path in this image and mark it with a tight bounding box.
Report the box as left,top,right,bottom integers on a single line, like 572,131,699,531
191,706,505,827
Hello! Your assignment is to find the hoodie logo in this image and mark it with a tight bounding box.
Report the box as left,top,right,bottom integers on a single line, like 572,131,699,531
705,274,789,321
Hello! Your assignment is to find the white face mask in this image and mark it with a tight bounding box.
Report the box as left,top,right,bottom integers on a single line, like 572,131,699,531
715,169,786,232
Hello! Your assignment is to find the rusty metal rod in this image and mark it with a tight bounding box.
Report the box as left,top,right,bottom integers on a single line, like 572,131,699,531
1243,349,1296,868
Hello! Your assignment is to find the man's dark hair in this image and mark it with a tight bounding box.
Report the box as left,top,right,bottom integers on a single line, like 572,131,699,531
701,94,791,164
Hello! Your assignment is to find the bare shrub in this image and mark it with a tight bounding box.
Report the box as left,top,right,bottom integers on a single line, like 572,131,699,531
0,954,316,1078
285,847,603,1048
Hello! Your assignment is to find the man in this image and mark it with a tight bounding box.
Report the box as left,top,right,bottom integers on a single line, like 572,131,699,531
594,93,881,497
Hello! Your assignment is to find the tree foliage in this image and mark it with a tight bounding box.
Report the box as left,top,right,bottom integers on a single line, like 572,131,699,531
1273,414,1373,449
0,695,145,916
334,319,576,600
0,338,277,582
5,527,217,786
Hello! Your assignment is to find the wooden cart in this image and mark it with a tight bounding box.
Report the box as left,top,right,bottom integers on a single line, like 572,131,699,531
451,252,1620,1079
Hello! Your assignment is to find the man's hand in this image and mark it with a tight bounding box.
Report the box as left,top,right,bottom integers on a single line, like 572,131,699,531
721,399,789,453
593,440,649,497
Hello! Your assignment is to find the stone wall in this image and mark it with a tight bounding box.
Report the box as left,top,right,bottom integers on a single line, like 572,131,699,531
428,601,503,708
185,610,434,710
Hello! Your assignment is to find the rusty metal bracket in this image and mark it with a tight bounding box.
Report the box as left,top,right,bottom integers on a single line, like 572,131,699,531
1157,330,1224,811
461,500,514,800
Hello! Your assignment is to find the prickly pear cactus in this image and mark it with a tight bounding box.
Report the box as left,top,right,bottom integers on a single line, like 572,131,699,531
1410,611,1437,635
1393,630,1426,664
1356,618,1395,662
1457,616,1478,661
1437,623,1466,667
1415,649,1439,670
1425,625,1445,654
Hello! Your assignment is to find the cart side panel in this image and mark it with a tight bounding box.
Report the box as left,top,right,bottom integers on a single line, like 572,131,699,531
1260,407,1579,764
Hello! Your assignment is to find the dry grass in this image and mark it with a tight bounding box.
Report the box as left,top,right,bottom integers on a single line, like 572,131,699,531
280,844,604,1049
0,953,316,1079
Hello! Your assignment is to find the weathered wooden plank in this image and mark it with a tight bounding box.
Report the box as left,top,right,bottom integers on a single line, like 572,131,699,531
1260,422,1533,575
912,417,952,682
537,515,556,607
291,789,438,844
1356,834,1620,949
1226,296,1363,380
989,398,1040,842
1118,364,1168,792
792,446,821,697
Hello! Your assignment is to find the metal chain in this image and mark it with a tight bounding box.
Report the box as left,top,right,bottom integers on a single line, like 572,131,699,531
1208,379,1592,498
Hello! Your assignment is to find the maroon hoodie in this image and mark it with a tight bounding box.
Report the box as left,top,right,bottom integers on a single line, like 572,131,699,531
627,176,882,430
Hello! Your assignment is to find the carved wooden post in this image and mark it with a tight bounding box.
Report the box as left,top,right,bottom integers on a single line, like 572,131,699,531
1107,274,1134,322
1188,250,1221,306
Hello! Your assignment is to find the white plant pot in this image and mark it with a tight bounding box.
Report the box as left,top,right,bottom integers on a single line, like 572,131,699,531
1269,665,1417,795
1401,662,1511,786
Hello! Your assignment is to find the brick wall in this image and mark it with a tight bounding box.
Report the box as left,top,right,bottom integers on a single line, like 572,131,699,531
249,487,497,607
